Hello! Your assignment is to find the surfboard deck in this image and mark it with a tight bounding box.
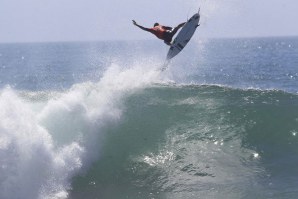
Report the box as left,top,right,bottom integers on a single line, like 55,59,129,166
166,10,200,61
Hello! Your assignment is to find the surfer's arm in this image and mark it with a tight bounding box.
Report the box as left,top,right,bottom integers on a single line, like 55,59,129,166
132,20,151,32
162,26,172,31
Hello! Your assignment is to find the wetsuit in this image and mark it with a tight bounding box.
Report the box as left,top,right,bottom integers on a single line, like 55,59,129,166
133,21,185,45
149,25,172,43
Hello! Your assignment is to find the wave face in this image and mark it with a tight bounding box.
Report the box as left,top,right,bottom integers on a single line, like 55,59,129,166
69,85,298,199
0,37,298,198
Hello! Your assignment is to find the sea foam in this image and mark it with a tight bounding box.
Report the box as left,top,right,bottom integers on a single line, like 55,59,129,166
0,63,160,199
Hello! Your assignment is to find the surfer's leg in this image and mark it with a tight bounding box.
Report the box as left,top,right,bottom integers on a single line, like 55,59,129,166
163,32,173,44
164,40,171,46
170,22,186,36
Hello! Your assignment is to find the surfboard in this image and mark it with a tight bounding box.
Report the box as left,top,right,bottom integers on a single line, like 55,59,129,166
166,10,200,61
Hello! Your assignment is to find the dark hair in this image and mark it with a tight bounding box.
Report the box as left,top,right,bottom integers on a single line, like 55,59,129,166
154,23,159,27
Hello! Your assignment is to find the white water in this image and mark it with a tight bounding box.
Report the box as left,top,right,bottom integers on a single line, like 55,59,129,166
0,63,161,199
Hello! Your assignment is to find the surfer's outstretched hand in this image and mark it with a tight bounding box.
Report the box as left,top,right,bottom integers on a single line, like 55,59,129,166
132,20,137,26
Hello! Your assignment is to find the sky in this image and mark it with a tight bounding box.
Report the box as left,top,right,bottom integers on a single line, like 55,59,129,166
0,0,298,43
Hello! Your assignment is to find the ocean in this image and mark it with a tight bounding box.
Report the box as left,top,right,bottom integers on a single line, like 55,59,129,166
0,37,298,199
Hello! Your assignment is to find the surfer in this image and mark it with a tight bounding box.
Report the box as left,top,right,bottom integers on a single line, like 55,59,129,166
132,20,185,46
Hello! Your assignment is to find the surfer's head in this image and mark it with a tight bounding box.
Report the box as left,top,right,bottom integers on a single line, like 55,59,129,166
154,23,159,27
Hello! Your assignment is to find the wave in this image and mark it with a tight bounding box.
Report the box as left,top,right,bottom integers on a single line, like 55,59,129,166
68,82,298,198
0,63,160,199
1,61,298,198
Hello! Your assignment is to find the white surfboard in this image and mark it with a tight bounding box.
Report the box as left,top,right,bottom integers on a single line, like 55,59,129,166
166,10,200,61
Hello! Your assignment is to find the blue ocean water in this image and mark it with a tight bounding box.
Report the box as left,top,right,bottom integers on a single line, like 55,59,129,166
0,37,298,199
